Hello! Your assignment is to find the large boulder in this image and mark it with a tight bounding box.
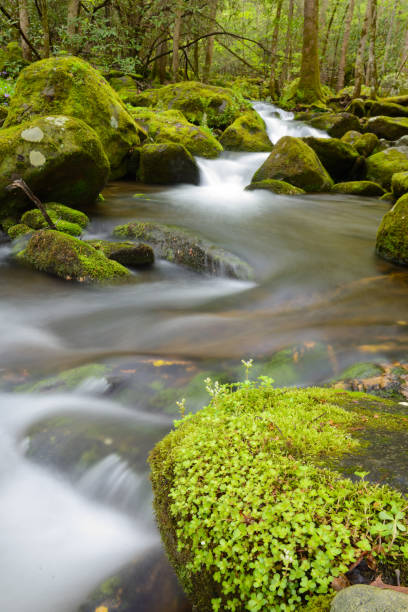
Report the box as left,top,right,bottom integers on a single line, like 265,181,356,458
245,179,305,195
342,131,379,157
303,137,361,182
251,136,333,192
139,143,199,185
308,113,361,138
219,110,273,152
0,115,109,221
130,108,222,158
369,101,408,118
16,229,130,282
366,147,408,188
365,116,408,141
330,585,408,611
3,56,144,178
391,171,408,200
381,95,408,107
130,81,249,129
376,193,408,265
332,181,385,197
113,221,253,280
107,73,140,105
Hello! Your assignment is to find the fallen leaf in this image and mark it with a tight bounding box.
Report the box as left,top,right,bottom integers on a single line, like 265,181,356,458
331,575,350,591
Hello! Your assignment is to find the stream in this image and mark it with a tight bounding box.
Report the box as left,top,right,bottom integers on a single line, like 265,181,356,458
1,103,408,611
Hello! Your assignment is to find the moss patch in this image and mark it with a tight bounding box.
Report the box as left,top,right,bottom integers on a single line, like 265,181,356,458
245,179,305,195
308,113,361,138
366,147,408,189
365,116,408,141
303,137,360,182
219,110,273,152
332,181,385,197
376,193,408,265
391,171,408,200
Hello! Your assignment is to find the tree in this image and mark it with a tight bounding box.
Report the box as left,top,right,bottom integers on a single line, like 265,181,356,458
18,0,31,61
298,0,324,103
337,0,355,91
67,0,81,53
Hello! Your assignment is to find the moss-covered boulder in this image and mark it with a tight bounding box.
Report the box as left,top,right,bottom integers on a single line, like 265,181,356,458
149,384,408,612
345,98,366,118
330,585,408,612
113,222,253,280
365,116,408,141
369,101,408,118
342,131,379,157
331,181,385,197
21,203,89,229
302,137,361,182
376,193,408,265
139,143,199,185
245,179,305,195
131,81,249,129
308,113,361,138
107,74,140,105
219,110,273,152
87,239,154,267
3,56,144,177
130,108,222,158
7,223,33,240
391,171,408,200
251,136,333,192
381,95,408,107
366,147,408,188
17,229,130,282
0,115,109,221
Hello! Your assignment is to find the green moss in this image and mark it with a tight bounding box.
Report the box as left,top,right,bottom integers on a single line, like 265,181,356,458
391,171,408,200
4,56,144,176
149,384,408,612
251,136,333,192
245,179,305,195
21,205,87,235
376,193,408,265
129,107,222,158
279,78,328,110
7,223,32,239
342,131,379,157
87,239,154,267
17,229,130,282
365,116,408,141
332,181,385,197
335,362,384,381
366,148,408,189
139,143,199,185
308,113,361,138
303,137,360,182
219,111,273,152
345,98,366,118
369,101,408,118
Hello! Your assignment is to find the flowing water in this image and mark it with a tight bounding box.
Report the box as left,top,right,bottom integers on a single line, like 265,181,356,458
1,104,408,611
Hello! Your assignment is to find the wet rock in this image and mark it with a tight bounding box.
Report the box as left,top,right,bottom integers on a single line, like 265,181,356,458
345,98,366,118
251,136,333,192
113,221,254,280
366,147,408,188
369,101,408,118
220,110,273,152
16,229,130,282
308,112,361,138
376,193,408,265
130,107,222,159
341,131,379,157
303,136,361,182
7,223,33,240
391,171,408,200
4,56,145,178
0,115,109,221
21,203,89,229
87,239,154,267
365,116,408,141
139,143,199,185
245,179,305,195
332,181,385,197
330,585,408,611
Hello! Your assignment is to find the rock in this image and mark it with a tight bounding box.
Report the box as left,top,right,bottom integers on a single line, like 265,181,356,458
381,94,408,107
245,179,305,195
0,115,109,221
342,132,379,157
391,171,408,200
87,239,154,267
376,193,408,265
139,143,199,185
251,136,333,192
16,229,130,282
130,80,249,129
303,137,361,182
130,107,222,158
113,221,254,280
345,98,366,118
21,203,89,229
369,101,408,118
396,135,408,147
3,56,144,178
332,361,408,400
308,113,361,138
8,223,33,240
107,74,140,105
332,181,385,197
341,130,362,147
219,110,273,152
366,147,408,188
365,116,408,140
330,585,408,611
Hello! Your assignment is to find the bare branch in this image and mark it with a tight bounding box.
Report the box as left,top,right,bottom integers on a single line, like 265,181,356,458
6,179,57,230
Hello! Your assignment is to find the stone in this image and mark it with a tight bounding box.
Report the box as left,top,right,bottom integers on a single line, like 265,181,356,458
366,147,408,188
220,110,273,152
87,239,154,267
303,137,361,182
369,101,408,118
376,193,408,265
365,116,408,141
21,203,89,229
345,99,366,118
330,585,408,612
308,113,361,138
245,179,305,195
139,143,199,185
332,181,385,197
391,171,408,200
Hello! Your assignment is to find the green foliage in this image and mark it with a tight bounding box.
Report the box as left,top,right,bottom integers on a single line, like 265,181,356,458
0,77,14,107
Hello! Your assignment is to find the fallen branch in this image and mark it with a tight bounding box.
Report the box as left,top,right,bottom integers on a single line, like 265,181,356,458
6,179,57,230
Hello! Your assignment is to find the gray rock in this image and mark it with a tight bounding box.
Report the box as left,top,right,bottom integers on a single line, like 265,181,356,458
330,585,408,611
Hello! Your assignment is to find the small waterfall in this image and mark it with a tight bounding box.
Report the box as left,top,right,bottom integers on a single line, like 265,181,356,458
253,101,328,143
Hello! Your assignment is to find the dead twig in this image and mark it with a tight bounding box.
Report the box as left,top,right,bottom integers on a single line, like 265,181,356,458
6,179,57,230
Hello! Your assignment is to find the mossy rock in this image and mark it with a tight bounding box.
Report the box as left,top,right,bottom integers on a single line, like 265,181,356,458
308,113,361,138
16,229,130,282
7,223,33,240
381,95,408,107
251,136,333,192
139,143,199,185
130,81,249,129
219,110,273,152
130,108,222,158
391,171,408,200
342,131,379,157
345,99,366,118
149,385,408,612
0,115,109,221
330,585,408,611
369,101,408,118
87,239,154,267
303,137,361,182
21,203,89,230
376,193,408,265
331,181,385,197
365,116,408,141
380,192,394,202
3,56,145,178
366,147,408,188
113,221,253,280
245,179,305,195
107,74,140,105
335,361,384,381
332,360,408,400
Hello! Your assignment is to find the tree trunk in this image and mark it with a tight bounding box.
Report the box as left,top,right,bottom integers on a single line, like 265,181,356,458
269,0,284,99
353,0,371,98
39,0,50,58
18,0,31,61
203,0,218,81
380,0,398,75
67,0,80,53
320,0,340,82
172,6,182,81
337,0,355,91
298,0,324,103
280,0,295,87
193,41,200,80
157,37,168,82
367,0,378,97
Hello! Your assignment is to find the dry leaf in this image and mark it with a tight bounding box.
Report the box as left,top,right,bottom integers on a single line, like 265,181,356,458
331,575,350,591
